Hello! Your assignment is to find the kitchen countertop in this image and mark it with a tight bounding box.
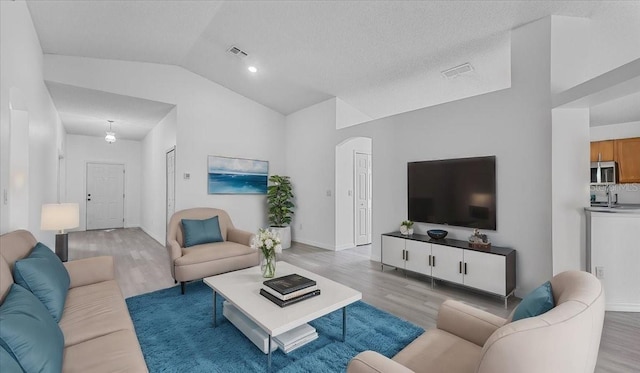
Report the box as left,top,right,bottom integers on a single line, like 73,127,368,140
585,204,640,213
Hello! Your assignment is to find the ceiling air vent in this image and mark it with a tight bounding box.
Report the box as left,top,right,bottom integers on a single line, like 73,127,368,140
441,63,474,79
227,45,248,58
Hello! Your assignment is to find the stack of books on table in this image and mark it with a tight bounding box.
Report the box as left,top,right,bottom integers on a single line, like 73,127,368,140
260,273,320,307
273,324,318,353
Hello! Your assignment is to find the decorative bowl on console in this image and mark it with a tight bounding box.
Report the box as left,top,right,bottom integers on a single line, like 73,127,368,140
427,229,448,239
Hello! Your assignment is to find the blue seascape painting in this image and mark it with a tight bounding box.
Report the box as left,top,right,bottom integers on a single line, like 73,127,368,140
207,156,268,194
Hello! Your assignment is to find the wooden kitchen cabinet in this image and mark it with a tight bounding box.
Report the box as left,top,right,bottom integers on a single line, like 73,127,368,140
616,137,640,183
590,140,615,162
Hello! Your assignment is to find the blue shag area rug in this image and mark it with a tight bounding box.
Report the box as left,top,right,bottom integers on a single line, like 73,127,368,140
126,281,423,372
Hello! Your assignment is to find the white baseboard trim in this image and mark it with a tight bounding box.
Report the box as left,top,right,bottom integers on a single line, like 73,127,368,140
334,244,353,251
293,238,335,251
606,303,640,312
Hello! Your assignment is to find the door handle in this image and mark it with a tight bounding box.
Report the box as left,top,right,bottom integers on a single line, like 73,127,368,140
432,256,436,267
402,250,405,260
428,255,432,266
87,198,91,201
464,262,468,275
459,261,462,274
405,250,409,261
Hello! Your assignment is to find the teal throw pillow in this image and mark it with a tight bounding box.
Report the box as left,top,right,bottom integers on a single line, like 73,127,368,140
0,346,23,373
512,281,555,321
13,242,70,322
181,216,223,247
0,284,64,373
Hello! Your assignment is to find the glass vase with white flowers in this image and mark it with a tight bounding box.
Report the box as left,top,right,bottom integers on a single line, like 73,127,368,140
251,228,283,278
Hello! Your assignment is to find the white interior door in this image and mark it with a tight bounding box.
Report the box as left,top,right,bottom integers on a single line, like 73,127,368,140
86,163,125,230
166,148,176,230
355,152,372,245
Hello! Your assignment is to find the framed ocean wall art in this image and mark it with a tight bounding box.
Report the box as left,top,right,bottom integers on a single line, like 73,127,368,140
207,155,269,194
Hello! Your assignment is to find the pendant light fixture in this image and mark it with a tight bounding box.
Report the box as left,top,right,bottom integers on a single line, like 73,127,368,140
105,120,116,143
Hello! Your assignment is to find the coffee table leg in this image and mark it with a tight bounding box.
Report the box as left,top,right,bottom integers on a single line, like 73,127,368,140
267,336,272,371
212,291,217,328
342,306,347,342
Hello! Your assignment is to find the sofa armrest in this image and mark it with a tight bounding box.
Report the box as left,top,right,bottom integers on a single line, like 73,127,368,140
347,351,415,373
63,256,115,288
227,228,254,247
167,239,182,263
437,300,507,347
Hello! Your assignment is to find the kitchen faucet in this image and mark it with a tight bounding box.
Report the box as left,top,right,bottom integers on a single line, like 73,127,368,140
606,185,616,207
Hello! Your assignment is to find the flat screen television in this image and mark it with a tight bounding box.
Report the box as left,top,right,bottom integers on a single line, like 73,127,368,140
408,156,496,230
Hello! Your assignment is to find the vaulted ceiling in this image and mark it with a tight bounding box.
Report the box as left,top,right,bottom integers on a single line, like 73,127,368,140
26,0,637,138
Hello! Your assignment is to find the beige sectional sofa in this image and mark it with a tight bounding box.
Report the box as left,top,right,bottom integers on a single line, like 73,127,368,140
0,230,147,373
167,208,259,294
348,270,605,373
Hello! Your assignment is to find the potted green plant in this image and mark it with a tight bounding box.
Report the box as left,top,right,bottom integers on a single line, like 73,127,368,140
267,175,295,249
400,220,414,235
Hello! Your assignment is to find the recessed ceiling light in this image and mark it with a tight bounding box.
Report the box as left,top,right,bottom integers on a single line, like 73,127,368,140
248,66,258,73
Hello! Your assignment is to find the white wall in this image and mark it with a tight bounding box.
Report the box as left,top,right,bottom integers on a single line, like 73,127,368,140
65,134,142,231
335,98,372,129
590,121,640,141
586,2,640,82
141,107,177,244
335,137,371,249
285,99,337,250
286,18,553,296
0,0,64,249
551,108,590,274
550,16,590,94
44,55,286,234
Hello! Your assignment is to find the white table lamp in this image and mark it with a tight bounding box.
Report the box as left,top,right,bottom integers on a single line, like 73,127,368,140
41,203,79,261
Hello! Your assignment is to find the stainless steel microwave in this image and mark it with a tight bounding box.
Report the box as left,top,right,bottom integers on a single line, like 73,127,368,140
590,161,617,185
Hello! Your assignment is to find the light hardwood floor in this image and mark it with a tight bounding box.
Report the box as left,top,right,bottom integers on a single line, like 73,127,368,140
69,228,639,372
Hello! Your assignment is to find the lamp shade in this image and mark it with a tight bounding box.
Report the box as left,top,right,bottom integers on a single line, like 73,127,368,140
41,203,79,232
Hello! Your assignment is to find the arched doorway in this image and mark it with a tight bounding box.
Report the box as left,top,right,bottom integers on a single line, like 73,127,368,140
335,137,372,250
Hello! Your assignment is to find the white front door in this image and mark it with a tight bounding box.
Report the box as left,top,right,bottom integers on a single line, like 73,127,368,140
166,148,176,231
355,152,372,245
86,163,125,230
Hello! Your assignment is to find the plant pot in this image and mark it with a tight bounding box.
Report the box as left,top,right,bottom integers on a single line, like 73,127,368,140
270,226,291,249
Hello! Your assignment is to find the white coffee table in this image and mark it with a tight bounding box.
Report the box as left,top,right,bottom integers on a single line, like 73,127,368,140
203,261,362,369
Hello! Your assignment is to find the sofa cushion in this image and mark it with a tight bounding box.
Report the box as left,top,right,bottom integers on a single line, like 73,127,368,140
512,281,555,322
393,328,482,373
62,330,147,373
0,345,23,373
181,216,223,247
13,242,70,322
59,280,134,347
175,241,256,266
0,284,64,373
0,255,13,304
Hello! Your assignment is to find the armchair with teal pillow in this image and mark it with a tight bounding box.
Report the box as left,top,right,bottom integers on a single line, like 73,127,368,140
167,208,259,294
348,271,605,373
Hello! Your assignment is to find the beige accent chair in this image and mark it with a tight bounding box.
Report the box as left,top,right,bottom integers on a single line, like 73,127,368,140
166,208,259,294
348,270,605,373
0,230,147,372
